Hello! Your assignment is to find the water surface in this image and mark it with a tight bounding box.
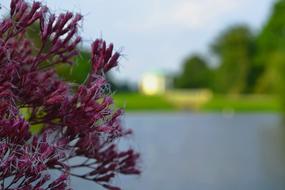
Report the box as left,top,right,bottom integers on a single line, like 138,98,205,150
71,113,285,190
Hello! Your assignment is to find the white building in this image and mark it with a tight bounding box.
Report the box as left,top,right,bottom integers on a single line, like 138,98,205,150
139,72,166,96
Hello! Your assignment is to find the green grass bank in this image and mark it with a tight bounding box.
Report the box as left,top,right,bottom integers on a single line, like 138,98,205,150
113,93,281,112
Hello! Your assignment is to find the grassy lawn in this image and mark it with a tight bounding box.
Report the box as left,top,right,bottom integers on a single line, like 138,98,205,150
113,93,281,112
201,95,281,112
113,93,175,111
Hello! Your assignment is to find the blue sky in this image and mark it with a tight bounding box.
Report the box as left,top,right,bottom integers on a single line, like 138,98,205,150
1,0,274,83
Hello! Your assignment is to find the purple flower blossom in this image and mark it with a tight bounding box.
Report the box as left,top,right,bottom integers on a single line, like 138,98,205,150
0,0,140,189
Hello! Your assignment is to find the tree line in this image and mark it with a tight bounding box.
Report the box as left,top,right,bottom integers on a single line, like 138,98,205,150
174,0,285,99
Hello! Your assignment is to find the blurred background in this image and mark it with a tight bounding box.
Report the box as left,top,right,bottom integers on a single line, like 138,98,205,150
2,0,285,189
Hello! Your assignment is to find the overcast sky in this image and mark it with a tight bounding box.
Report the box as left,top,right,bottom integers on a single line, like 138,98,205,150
0,0,274,83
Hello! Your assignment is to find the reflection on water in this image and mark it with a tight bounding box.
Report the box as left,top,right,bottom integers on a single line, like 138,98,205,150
71,113,285,190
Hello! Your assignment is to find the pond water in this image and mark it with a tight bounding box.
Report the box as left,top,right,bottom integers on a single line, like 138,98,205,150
71,113,285,190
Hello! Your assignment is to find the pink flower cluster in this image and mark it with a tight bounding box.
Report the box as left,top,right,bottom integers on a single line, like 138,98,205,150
0,0,140,189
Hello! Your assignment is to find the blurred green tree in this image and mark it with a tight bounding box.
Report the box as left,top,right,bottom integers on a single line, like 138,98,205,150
56,51,133,92
211,25,255,93
25,23,91,84
174,55,213,89
56,50,91,84
254,0,285,97
24,22,130,91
